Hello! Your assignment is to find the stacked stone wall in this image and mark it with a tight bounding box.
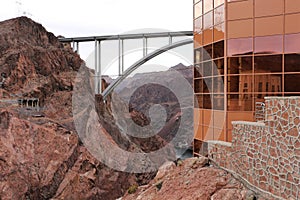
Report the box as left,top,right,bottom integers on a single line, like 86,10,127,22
208,97,300,199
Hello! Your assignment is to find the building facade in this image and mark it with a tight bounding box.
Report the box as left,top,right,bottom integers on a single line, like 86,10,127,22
193,0,300,154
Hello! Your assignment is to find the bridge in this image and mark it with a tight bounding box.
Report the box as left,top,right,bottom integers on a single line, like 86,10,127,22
58,31,193,98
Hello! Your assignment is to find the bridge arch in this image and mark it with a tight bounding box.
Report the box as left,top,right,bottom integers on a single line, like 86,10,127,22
101,38,193,99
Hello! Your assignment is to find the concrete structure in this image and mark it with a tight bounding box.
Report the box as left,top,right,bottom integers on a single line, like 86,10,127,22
59,31,193,94
193,0,300,147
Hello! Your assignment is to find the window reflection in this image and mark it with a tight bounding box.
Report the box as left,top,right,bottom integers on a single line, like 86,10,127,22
194,63,203,78
213,77,224,93
194,79,203,93
254,35,283,54
194,1,203,19
194,48,202,63
214,0,224,7
213,58,224,76
284,74,300,93
213,94,224,110
254,55,282,73
195,94,203,108
228,75,253,93
203,28,213,45
227,56,252,74
213,40,224,58
203,11,213,29
203,61,212,77
203,78,213,93
227,38,253,56
214,5,224,25
194,33,203,48
285,33,300,53
285,54,300,72
203,44,213,61
254,75,282,95
227,94,253,111
194,17,202,33
203,94,212,109
214,23,225,41
204,0,213,13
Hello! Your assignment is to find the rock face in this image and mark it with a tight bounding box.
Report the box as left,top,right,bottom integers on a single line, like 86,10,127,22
0,17,151,200
121,156,256,200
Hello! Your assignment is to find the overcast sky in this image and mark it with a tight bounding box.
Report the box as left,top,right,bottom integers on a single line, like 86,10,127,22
0,0,193,75
0,0,192,37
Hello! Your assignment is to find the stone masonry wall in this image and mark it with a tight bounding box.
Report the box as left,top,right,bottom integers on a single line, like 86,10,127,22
207,97,300,199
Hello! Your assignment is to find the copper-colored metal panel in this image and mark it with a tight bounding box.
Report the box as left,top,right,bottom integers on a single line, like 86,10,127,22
227,0,253,20
285,0,300,14
285,13,300,34
203,28,213,45
254,0,283,17
255,15,283,36
228,19,253,39
194,33,203,48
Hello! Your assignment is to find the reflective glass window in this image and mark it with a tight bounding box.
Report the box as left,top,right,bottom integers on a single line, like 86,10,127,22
213,77,224,93
204,0,213,13
254,74,282,94
203,11,213,29
195,94,203,108
285,0,300,14
203,95,212,109
203,44,213,61
195,48,202,63
213,94,224,110
284,75,300,92
203,78,213,93
228,19,253,39
214,5,224,25
285,54,300,72
285,33,300,53
255,15,283,36
227,56,252,74
214,0,224,7
203,60,213,77
227,0,253,20
254,0,283,17
194,1,203,19
227,38,253,56
285,13,300,34
194,33,203,48
203,28,213,45
254,55,282,73
194,79,203,93
214,23,225,41
194,17,202,33
227,94,253,111
194,63,203,78
228,75,253,93
213,58,224,76
254,35,283,54
213,40,224,58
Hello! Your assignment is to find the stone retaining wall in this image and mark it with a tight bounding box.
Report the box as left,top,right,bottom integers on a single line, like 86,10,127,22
208,97,300,199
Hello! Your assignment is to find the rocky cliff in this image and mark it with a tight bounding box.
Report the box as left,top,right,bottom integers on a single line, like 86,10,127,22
0,17,155,200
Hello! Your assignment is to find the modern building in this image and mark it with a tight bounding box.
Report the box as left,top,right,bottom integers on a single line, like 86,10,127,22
193,0,300,154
